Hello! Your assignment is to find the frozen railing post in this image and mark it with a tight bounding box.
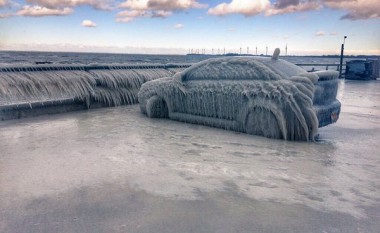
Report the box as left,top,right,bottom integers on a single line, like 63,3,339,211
272,48,280,60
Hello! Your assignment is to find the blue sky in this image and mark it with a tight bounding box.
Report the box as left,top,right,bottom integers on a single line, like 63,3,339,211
0,0,379,55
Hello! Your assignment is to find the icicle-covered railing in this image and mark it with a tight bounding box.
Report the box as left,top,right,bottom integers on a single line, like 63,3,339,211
0,63,191,72
0,63,191,107
0,63,191,120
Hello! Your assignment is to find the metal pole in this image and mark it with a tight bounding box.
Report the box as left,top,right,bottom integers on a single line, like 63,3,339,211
339,36,347,78
285,44,287,56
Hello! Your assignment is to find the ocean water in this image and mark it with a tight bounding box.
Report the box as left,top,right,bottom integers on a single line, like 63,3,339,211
0,50,358,66
0,51,215,65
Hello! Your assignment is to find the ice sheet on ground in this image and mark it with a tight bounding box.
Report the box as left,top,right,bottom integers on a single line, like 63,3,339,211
1,81,379,221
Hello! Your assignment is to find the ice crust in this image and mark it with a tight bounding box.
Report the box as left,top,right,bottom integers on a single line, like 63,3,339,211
0,65,184,106
139,56,331,141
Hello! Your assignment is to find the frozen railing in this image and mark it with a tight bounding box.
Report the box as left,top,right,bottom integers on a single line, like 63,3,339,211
0,63,191,108
0,63,192,72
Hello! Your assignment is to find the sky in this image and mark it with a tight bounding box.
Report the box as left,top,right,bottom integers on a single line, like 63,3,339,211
0,0,379,55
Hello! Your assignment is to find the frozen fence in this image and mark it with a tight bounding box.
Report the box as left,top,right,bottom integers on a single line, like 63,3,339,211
0,63,191,107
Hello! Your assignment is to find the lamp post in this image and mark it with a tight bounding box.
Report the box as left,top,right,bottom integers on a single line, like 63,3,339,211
339,36,347,78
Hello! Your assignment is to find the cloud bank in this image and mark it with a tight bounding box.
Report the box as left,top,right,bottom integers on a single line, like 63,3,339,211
266,0,321,16
1,0,379,20
208,0,269,16
324,0,380,20
208,0,380,20
25,0,113,10
17,5,73,17
117,0,207,22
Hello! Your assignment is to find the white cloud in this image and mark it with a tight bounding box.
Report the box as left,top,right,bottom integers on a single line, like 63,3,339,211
207,0,380,20
17,5,73,17
25,0,113,10
266,0,321,16
116,10,147,22
152,10,171,18
82,19,96,27
208,0,319,17
315,31,326,37
323,0,380,20
208,0,270,16
119,0,148,10
174,23,184,29
117,0,206,22
120,0,206,11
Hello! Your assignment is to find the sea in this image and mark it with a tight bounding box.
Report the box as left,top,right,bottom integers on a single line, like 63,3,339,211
0,50,372,67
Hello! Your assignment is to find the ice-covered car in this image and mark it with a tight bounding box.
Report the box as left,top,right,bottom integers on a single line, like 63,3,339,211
138,49,341,141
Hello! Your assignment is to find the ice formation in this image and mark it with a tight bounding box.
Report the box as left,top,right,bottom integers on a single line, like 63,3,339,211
139,54,341,141
0,64,188,107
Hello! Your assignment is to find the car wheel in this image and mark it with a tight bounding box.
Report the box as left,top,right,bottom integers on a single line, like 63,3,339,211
245,107,283,139
146,95,169,118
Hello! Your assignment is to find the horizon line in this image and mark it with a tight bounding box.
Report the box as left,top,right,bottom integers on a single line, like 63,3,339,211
1,49,379,58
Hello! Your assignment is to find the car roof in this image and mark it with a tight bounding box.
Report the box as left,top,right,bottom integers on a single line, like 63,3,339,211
179,56,306,82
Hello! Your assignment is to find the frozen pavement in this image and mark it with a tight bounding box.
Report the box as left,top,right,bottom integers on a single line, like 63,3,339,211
1,80,380,233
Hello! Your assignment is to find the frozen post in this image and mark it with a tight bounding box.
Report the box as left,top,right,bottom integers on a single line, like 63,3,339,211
272,48,280,60
339,36,347,78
